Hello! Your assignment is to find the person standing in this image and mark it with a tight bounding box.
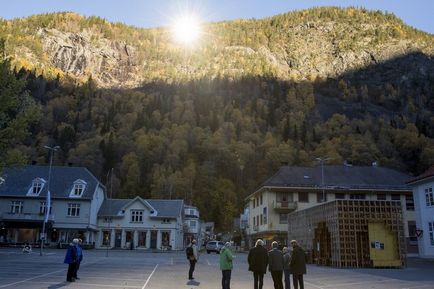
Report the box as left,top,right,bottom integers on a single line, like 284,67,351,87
64,239,78,282
187,239,198,280
74,238,83,280
283,247,291,289
248,239,268,289
268,241,284,289
219,242,234,289
289,240,307,289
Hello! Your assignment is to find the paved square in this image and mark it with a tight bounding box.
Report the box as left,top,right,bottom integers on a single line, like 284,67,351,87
0,248,433,289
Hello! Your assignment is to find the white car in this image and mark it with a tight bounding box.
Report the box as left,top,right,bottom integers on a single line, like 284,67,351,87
205,241,225,254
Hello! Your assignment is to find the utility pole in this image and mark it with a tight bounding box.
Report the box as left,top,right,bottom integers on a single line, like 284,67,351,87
315,157,331,203
40,145,59,256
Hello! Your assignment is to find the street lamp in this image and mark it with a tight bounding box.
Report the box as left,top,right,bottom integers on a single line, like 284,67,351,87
315,157,331,203
40,145,60,256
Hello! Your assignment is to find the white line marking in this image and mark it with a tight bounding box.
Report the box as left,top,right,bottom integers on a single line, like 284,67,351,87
142,264,158,289
0,268,65,288
0,259,100,288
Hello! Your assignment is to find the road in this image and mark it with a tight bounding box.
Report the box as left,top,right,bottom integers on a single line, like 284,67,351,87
0,248,433,289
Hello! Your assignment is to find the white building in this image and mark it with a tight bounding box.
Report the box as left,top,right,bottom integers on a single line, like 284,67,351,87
407,166,434,258
97,197,185,250
184,205,205,247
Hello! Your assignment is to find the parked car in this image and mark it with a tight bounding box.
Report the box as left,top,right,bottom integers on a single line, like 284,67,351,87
205,241,225,254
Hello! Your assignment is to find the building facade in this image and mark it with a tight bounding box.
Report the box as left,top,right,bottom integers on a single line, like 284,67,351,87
407,166,434,258
97,197,185,250
246,164,416,251
0,165,105,246
183,205,202,246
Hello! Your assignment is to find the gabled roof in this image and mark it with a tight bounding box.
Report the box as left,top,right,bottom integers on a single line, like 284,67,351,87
98,198,184,219
407,165,434,185
249,165,411,198
0,165,103,199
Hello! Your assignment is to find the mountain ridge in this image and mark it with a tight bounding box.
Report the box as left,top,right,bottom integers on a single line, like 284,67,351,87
1,7,434,88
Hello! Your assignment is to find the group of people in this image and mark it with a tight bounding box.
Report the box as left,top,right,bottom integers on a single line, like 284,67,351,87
186,238,306,289
249,239,307,289
63,238,83,282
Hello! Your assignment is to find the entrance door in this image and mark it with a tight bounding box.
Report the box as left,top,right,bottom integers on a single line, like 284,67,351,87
150,230,157,249
115,231,122,248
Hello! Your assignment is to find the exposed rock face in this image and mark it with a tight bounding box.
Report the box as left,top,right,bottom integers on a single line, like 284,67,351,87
38,28,142,88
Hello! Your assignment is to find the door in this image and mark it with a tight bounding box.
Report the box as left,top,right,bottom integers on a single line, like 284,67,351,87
115,231,122,248
150,230,157,249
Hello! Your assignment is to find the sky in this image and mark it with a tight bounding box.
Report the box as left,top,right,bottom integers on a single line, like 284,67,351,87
1,0,433,34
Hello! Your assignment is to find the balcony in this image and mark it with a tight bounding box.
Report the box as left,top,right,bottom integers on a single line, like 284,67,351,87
2,212,55,222
273,201,297,212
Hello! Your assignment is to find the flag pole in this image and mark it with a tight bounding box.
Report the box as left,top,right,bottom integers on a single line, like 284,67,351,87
40,145,59,256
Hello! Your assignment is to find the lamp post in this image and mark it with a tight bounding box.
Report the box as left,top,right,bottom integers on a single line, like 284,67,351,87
40,145,59,256
106,168,113,257
315,157,331,203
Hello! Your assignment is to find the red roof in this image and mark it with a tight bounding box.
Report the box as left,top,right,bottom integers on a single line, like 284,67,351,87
407,165,434,184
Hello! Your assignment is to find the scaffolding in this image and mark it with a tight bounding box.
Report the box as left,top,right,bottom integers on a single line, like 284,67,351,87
288,200,405,268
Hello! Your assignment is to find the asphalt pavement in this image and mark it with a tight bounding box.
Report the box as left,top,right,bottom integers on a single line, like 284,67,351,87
0,248,433,289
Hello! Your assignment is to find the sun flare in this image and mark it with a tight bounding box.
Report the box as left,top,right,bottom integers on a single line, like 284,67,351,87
170,13,202,46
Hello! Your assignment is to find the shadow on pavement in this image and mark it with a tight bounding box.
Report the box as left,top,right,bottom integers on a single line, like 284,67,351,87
187,280,200,286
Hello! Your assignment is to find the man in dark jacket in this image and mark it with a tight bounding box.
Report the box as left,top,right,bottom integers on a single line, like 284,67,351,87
289,240,307,289
248,239,268,289
268,241,284,289
64,239,78,282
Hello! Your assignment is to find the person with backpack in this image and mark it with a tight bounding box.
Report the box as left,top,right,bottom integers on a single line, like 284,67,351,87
268,241,284,289
186,239,198,280
219,242,234,289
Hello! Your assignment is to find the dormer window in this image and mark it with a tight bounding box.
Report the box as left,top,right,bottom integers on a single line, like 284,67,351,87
69,179,87,198
27,178,46,196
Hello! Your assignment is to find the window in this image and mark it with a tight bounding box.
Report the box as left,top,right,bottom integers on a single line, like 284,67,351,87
406,195,415,211
189,220,196,228
260,195,263,205
10,201,23,214
32,181,43,194
277,192,293,202
260,214,263,225
189,209,195,216
377,194,387,200
256,216,259,228
102,231,110,246
391,194,401,201
163,218,171,224
279,213,288,224
350,194,366,200
131,210,143,222
253,216,256,226
429,222,434,246
67,203,80,217
39,201,52,215
73,184,85,196
27,178,45,196
263,207,267,224
335,193,345,200
425,187,434,207
298,192,309,203
317,192,327,203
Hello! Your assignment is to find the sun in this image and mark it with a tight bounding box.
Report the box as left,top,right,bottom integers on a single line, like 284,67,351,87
170,12,202,46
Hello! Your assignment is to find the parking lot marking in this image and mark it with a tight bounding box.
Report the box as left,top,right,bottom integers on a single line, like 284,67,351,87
142,264,158,289
0,268,66,288
321,278,392,288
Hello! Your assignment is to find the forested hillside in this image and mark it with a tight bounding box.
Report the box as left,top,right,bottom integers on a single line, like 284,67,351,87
0,7,433,230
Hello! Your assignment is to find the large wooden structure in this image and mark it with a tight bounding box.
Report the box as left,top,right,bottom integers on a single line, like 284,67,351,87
288,200,406,268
